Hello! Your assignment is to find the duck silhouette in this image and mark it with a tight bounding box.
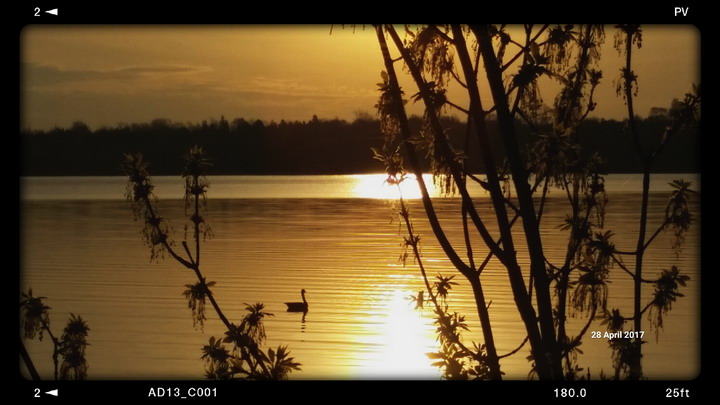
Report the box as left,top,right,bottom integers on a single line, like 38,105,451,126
285,289,308,312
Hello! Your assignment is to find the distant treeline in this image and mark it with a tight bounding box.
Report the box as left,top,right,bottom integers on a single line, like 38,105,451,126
21,114,698,176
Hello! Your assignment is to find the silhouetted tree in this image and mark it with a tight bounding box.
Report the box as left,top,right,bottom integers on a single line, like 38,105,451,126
372,24,697,380
151,118,172,129
218,115,230,133
122,146,300,379
20,289,91,380
231,118,251,134
70,120,91,135
610,24,700,380
252,119,265,130
22,113,696,176
354,110,374,122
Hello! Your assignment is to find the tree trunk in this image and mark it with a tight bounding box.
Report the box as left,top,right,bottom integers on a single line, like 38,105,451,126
469,276,502,379
375,25,503,380
449,24,554,380
474,24,563,379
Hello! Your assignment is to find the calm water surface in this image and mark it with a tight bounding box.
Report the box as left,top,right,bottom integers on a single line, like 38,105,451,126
20,174,700,379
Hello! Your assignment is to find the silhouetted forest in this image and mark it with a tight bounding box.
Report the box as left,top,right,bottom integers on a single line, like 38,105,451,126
21,114,698,176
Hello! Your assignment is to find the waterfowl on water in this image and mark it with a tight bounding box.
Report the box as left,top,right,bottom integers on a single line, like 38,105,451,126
285,289,308,312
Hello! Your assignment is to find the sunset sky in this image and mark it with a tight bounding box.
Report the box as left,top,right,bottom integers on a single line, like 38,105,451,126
20,25,699,131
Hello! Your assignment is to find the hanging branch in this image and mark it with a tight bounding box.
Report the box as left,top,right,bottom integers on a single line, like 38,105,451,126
374,25,474,277
376,24,502,380
122,149,302,379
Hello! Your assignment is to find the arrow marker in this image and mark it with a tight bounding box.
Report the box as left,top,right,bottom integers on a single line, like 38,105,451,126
45,389,58,397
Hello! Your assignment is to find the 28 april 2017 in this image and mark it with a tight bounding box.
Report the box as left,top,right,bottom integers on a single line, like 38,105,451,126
590,330,645,340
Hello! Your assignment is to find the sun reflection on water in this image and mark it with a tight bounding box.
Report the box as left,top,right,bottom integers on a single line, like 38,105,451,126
354,288,441,379
351,174,439,200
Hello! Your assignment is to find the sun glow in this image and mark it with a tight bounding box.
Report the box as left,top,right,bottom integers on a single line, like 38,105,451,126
351,174,439,199
355,288,441,379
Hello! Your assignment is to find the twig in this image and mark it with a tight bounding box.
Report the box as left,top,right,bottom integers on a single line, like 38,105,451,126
20,337,41,381
499,335,530,359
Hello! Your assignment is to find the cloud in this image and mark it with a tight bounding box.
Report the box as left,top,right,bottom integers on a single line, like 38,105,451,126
23,63,209,87
212,76,376,100
24,62,373,102
22,65,378,129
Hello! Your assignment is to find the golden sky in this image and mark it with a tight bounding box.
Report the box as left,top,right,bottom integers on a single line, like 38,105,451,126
21,25,699,131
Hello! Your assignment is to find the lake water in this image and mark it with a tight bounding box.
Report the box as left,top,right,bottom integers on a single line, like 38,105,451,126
20,174,700,380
